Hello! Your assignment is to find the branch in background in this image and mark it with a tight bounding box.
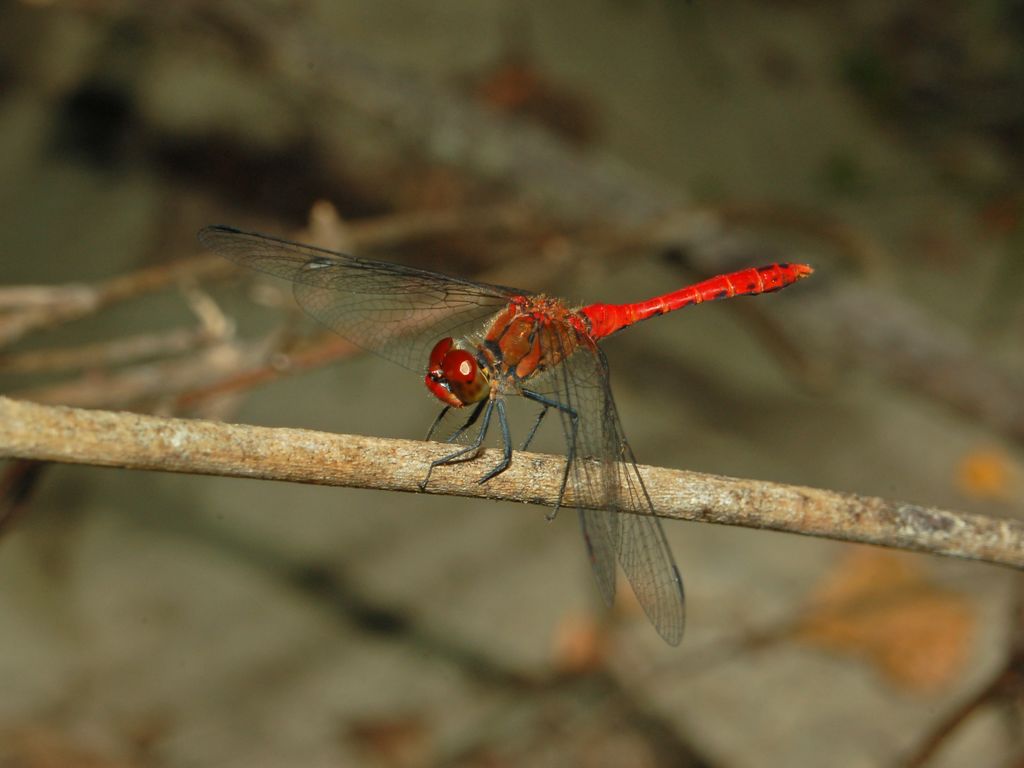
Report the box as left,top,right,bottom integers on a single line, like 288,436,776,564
172,332,358,411
0,326,214,375
708,201,891,280
0,204,530,351
797,284,1024,446
0,396,1020,570
0,270,232,374
0,256,231,349
12,340,274,410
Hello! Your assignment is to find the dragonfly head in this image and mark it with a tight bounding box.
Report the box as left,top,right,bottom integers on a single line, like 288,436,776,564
425,337,490,408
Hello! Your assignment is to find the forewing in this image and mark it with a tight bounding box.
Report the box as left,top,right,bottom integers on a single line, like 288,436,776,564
532,337,685,645
198,225,523,371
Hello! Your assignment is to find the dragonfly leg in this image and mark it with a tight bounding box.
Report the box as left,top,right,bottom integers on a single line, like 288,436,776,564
444,399,488,444
478,398,512,484
424,405,451,441
425,399,488,443
522,389,578,520
419,400,494,491
519,405,549,451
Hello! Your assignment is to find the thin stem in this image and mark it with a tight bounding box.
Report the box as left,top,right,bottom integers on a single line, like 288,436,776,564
0,396,1020,570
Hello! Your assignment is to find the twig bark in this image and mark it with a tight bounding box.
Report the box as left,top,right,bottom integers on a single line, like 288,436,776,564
0,396,1020,569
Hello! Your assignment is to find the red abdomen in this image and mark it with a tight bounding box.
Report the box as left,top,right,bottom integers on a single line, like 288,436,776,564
581,262,812,340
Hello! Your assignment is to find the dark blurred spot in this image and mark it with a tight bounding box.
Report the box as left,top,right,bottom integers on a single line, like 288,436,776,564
51,80,136,167
1004,0,1024,41
289,563,410,635
657,244,694,269
817,149,869,197
840,5,1024,176
154,133,391,228
0,460,47,540
760,45,802,86
0,58,12,95
840,48,897,106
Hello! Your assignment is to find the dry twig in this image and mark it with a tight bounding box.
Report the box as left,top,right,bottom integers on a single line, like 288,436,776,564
707,201,890,279
0,205,530,351
0,326,216,375
0,396,1020,569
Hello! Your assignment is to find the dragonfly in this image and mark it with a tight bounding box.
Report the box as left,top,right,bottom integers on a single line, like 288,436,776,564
199,224,812,645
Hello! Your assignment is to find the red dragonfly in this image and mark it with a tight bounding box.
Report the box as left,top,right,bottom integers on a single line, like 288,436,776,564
199,225,812,645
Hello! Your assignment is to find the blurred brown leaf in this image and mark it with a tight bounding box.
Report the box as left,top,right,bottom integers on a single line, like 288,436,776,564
956,446,1021,503
471,57,599,147
346,713,432,768
0,725,134,768
552,613,608,675
977,194,1022,237
794,549,975,693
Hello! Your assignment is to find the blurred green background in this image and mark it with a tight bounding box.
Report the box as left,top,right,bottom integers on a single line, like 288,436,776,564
1,1,1022,766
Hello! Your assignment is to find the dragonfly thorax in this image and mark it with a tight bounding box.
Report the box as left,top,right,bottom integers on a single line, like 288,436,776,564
424,337,490,408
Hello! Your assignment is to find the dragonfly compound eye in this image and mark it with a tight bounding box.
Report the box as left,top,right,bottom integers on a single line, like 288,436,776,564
442,350,476,382
423,341,489,407
428,337,454,376
442,349,489,404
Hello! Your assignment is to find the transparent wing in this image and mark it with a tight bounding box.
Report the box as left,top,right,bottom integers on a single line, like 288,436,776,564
608,432,686,645
530,335,685,645
198,225,524,372
579,507,618,608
